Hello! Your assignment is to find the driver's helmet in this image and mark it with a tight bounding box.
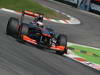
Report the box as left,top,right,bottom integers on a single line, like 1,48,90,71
37,21,44,28
37,14,43,22
39,14,43,17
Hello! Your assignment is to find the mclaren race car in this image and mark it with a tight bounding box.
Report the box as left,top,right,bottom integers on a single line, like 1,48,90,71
6,11,68,55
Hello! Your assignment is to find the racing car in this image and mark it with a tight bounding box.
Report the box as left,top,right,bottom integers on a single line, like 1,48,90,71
6,11,68,55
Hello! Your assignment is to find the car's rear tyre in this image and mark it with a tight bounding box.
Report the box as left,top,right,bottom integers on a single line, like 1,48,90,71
20,23,29,35
18,23,29,41
6,17,19,37
56,34,67,55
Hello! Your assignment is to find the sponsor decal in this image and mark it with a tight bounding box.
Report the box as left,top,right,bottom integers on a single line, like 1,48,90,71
90,3,100,12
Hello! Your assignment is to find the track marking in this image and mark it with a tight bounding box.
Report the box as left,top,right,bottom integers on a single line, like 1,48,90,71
0,8,80,24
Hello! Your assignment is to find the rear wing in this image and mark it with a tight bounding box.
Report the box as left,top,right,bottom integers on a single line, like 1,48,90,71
20,11,42,24
22,11,39,17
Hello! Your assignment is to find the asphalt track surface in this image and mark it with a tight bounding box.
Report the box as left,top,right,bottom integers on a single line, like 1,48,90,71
0,1,100,75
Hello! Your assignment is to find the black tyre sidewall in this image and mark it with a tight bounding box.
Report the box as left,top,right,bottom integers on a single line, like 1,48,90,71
56,34,67,55
6,17,19,36
19,23,29,39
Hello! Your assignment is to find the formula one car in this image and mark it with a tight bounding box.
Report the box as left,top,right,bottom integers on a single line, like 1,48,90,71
6,11,68,55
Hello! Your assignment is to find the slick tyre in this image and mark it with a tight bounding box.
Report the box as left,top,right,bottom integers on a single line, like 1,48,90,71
18,23,29,41
6,17,19,37
56,34,67,55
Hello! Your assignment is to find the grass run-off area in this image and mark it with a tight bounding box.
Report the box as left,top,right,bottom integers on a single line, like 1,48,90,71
69,45,100,65
0,0,64,19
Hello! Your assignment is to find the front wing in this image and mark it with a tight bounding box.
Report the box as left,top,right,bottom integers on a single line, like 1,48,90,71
22,35,67,51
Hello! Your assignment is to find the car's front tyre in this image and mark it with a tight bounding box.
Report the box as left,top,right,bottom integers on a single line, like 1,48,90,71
56,34,67,55
6,17,19,37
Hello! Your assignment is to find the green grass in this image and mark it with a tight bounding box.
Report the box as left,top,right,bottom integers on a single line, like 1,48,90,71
0,0,64,18
69,45,100,65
